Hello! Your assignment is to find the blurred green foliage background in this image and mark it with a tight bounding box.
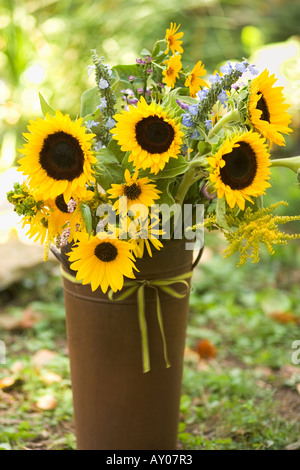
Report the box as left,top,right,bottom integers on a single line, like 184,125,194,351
0,0,299,212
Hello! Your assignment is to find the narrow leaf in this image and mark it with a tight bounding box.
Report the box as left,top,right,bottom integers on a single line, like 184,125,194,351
80,87,99,118
39,92,56,117
80,203,92,235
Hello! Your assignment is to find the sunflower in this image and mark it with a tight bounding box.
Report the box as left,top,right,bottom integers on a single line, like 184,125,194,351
247,69,292,146
110,97,183,175
46,194,85,241
67,232,137,293
185,61,207,97
165,22,184,55
22,211,49,245
162,54,182,89
18,110,97,202
207,131,271,210
128,215,164,258
107,169,161,213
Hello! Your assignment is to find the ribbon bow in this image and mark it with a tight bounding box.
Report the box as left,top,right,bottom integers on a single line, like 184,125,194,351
108,271,193,373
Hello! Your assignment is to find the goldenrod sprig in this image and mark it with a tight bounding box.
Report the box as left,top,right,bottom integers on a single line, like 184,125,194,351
223,202,300,266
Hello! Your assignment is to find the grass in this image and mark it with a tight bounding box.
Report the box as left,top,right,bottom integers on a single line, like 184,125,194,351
0,232,300,450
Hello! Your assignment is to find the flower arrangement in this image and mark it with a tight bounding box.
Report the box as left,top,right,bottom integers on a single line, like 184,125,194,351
7,22,300,294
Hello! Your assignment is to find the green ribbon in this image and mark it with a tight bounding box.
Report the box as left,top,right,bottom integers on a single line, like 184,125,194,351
108,271,193,374
61,267,193,374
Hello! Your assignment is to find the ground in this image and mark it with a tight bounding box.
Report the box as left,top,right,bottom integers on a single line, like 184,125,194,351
0,233,300,450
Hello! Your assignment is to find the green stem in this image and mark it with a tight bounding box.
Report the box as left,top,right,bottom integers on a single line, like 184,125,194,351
175,166,199,206
270,156,300,173
208,108,240,139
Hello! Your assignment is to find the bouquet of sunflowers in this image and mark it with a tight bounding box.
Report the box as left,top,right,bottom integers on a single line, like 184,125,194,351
7,23,300,294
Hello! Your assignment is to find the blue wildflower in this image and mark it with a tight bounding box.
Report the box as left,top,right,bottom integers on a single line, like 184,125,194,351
235,62,247,73
99,78,109,89
204,119,213,131
218,90,228,108
189,104,199,116
94,141,105,151
191,129,200,139
197,87,209,100
87,65,96,76
220,61,233,75
248,64,259,76
86,120,99,129
182,114,194,127
97,97,107,110
105,117,116,129
208,73,221,83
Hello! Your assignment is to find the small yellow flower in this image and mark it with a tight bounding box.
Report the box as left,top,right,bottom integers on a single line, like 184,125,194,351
162,55,182,89
128,215,164,258
165,22,184,55
107,170,161,213
185,61,207,97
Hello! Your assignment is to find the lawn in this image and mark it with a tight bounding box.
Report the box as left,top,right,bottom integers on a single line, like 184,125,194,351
0,232,300,450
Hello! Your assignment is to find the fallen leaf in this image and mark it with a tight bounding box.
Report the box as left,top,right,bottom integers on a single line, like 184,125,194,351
36,394,57,410
0,314,23,331
0,376,22,391
296,383,300,396
0,307,41,331
32,349,57,367
269,311,299,325
41,371,62,385
20,307,41,328
184,346,199,363
0,376,15,389
280,364,300,379
10,361,24,374
195,339,217,360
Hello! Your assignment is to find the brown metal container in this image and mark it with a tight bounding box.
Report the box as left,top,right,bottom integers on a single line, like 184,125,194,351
62,239,196,450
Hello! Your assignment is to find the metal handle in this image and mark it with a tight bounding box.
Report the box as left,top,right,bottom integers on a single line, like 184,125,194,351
192,245,204,270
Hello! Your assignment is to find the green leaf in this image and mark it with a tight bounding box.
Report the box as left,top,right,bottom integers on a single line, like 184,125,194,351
152,40,163,58
155,178,176,222
80,87,99,118
140,48,151,56
94,148,124,190
108,138,126,164
80,203,92,235
153,155,189,179
197,141,212,155
112,64,140,82
121,152,135,172
156,178,175,205
216,196,230,231
39,92,56,117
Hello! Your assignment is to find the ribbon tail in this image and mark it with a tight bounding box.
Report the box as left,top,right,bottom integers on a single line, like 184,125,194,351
154,287,171,369
137,285,151,373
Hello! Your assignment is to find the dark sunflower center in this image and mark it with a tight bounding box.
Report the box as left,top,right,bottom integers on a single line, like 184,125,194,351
135,116,175,154
123,183,142,200
256,94,270,122
94,242,118,262
220,141,257,190
39,131,84,181
55,194,69,213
